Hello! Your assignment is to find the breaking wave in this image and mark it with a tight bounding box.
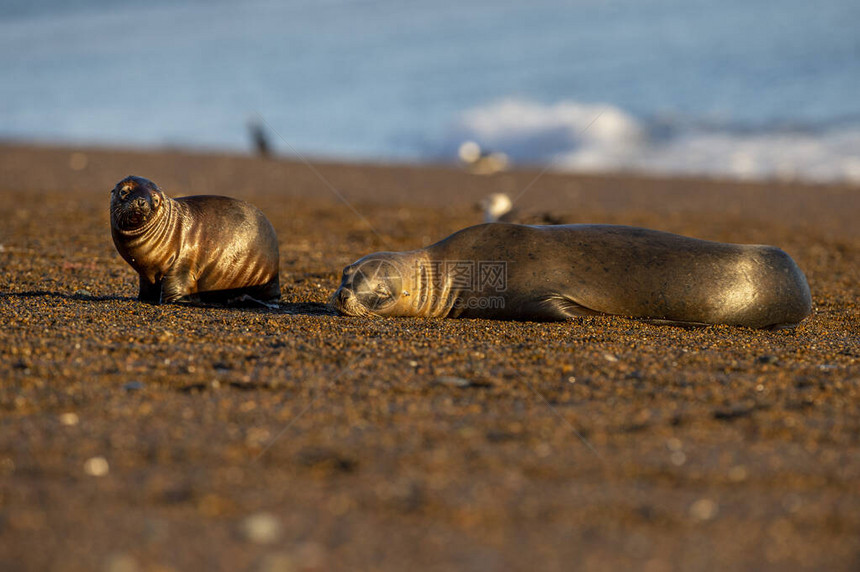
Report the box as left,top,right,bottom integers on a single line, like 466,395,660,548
445,99,860,183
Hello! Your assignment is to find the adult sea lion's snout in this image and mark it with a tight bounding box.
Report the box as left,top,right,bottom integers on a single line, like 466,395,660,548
331,285,365,317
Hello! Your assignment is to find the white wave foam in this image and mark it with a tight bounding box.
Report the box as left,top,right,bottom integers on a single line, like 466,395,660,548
453,99,644,164
450,99,860,183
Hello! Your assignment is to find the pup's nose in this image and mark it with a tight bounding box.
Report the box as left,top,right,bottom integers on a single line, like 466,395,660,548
135,197,146,208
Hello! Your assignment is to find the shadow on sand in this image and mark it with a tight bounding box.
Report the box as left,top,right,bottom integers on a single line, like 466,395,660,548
0,290,336,317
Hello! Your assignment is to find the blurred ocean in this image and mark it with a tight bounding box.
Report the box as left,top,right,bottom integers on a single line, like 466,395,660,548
2,0,859,182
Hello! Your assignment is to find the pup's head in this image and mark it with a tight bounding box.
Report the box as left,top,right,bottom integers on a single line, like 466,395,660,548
110,175,165,231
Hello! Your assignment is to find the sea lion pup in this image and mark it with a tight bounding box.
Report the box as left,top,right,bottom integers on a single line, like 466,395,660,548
110,175,280,305
330,223,812,329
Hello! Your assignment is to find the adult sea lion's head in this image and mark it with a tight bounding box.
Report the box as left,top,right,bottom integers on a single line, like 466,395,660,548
110,175,165,231
330,252,417,317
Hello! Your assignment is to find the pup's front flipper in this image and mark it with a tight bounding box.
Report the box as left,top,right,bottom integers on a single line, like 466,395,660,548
138,276,164,304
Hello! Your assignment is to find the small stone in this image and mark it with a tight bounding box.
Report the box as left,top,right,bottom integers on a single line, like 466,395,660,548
432,376,472,387
670,451,686,466
123,381,145,392
84,456,110,477
103,552,139,572
728,465,748,482
240,512,282,544
74,289,92,297
603,353,619,362
689,498,718,521
755,355,779,365
59,412,80,426
713,404,754,421
245,427,271,447
408,360,418,367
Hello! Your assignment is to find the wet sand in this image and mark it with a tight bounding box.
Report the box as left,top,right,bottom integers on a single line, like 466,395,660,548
0,143,858,571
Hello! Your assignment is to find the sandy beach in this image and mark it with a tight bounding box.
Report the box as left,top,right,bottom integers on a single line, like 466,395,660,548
0,142,858,571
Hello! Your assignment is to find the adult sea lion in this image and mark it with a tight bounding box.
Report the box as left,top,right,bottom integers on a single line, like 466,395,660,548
330,223,812,329
110,175,280,305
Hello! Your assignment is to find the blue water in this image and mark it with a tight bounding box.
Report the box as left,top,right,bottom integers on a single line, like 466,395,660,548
2,0,859,182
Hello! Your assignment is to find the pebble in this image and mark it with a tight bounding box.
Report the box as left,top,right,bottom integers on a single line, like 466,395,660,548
84,456,110,477
103,553,139,572
241,512,283,544
432,376,472,388
74,288,92,297
535,442,552,457
123,381,145,392
689,498,719,521
59,412,80,426
728,465,748,482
